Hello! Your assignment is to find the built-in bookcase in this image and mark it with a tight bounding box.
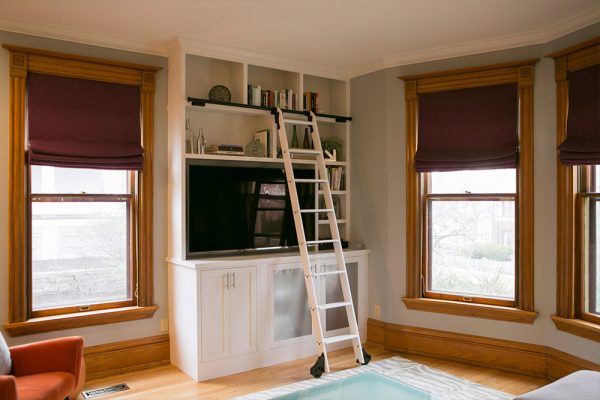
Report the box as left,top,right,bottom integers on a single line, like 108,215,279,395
169,47,352,260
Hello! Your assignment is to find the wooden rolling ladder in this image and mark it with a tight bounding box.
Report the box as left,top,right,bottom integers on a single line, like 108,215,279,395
274,108,370,378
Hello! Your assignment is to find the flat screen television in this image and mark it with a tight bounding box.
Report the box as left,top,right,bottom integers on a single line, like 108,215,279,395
187,161,316,257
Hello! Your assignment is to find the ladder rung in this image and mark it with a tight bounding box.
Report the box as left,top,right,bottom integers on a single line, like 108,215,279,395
314,270,346,277
318,301,351,310
323,334,359,345
288,148,321,155
283,119,313,126
306,239,338,245
294,178,327,183
300,208,334,213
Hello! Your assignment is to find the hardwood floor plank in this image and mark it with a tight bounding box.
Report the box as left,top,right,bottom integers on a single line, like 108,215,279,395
80,344,547,399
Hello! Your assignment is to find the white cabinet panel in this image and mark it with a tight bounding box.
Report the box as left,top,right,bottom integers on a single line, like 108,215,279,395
201,269,230,362
230,267,257,357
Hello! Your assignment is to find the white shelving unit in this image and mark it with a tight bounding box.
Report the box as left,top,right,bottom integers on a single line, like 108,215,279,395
166,40,362,381
168,45,353,261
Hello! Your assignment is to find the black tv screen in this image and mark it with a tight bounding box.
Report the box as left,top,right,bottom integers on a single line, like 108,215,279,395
187,162,316,256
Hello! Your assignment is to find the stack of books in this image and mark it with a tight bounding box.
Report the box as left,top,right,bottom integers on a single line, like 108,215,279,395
303,91,319,113
206,144,244,156
247,85,299,110
327,167,344,190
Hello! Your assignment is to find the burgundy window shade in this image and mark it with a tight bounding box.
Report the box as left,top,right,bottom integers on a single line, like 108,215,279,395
558,64,600,165
27,73,143,170
416,84,518,172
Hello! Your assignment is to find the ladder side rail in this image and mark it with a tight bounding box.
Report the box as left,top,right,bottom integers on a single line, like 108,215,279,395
310,112,365,364
277,109,328,365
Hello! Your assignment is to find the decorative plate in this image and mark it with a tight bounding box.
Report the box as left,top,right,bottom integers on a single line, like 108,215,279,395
208,85,231,103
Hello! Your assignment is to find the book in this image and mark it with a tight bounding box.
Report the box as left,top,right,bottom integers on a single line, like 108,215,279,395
206,150,245,156
207,144,244,153
255,129,270,157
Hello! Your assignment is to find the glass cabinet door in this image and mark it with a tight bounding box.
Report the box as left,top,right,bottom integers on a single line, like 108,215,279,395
324,261,358,332
272,264,312,342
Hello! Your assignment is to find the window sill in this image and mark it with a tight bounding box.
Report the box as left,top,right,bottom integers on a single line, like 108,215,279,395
402,297,538,324
550,315,600,342
3,305,159,337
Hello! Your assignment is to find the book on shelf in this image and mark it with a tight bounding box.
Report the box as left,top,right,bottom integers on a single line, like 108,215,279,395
303,91,319,113
206,144,244,156
246,84,300,110
327,166,344,191
254,129,270,157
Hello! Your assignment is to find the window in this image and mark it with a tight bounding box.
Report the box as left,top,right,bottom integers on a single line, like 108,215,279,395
401,60,537,323
4,46,158,336
579,165,600,322
550,38,600,342
30,167,135,316
424,169,516,306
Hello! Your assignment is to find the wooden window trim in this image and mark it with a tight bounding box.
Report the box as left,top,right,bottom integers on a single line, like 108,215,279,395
4,45,160,336
399,59,538,322
548,37,600,342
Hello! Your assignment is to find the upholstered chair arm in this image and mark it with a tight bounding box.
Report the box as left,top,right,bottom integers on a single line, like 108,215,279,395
9,336,83,388
0,375,18,400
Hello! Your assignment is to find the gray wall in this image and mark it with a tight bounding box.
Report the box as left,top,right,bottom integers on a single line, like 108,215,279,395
351,23,600,363
0,31,169,346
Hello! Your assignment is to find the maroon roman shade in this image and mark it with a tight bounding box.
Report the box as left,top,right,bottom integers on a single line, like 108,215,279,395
27,73,143,170
558,64,600,165
415,83,518,172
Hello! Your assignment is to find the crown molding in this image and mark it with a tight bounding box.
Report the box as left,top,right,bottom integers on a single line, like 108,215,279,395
0,17,167,57
0,6,597,81
349,6,600,78
177,36,348,81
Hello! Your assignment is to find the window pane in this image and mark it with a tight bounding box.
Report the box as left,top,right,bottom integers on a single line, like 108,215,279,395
429,200,515,300
31,201,130,310
430,169,516,194
589,198,600,315
595,165,600,193
31,166,128,194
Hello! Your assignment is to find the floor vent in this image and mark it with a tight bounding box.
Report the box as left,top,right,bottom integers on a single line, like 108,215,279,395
82,383,130,399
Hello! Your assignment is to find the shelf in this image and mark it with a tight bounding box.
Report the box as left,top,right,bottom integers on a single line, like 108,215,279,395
187,98,352,123
318,190,347,195
317,219,347,224
186,153,347,166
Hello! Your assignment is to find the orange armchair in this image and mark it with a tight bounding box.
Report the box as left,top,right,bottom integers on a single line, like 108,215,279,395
0,336,84,400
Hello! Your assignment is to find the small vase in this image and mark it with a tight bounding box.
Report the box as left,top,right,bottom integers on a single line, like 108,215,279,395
291,125,299,148
303,127,310,149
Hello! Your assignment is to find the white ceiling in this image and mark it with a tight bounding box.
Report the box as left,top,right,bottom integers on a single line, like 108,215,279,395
0,0,599,78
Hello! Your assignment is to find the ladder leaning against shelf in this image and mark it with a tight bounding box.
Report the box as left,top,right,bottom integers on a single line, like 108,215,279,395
274,107,370,378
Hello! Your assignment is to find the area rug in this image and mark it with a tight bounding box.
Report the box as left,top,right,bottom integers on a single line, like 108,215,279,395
236,356,512,400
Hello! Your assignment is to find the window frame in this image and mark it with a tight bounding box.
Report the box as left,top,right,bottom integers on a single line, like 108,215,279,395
28,189,137,318
549,38,600,343
4,45,160,336
422,183,517,307
400,60,538,324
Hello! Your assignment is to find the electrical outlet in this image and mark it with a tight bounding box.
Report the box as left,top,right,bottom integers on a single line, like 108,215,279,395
160,319,169,332
374,304,381,317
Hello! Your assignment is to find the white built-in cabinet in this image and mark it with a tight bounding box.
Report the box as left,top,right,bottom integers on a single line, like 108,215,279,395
168,251,368,381
201,267,256,362
166,39,366,382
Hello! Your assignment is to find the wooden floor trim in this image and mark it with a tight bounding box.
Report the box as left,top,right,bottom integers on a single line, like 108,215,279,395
367,318,600,381
84,334,170,380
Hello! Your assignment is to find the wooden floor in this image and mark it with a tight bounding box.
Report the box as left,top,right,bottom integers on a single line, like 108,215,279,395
80,344,549,399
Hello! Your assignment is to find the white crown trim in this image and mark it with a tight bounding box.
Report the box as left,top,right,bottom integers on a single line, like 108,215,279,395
0,17,167,57
349,6,600,78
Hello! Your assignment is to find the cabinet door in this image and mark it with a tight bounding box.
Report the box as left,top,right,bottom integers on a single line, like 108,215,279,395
270,263,312,345
201,269,230,362
229,266,257,357
323,260,359,333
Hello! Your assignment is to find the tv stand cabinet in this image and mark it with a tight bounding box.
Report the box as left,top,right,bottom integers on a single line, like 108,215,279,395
166,38,364,381
167,249,368,381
